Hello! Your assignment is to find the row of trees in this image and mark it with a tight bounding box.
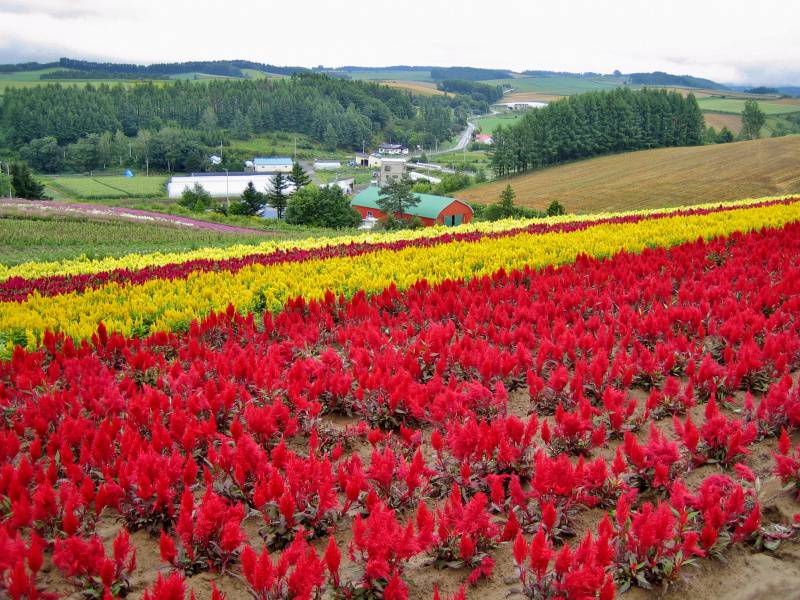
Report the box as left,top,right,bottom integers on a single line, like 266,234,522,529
0,74,476,155
489,88,705,176
0,162,46,199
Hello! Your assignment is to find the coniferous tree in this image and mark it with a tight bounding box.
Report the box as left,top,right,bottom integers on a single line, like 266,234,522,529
377,174,419,226
10,162,46,199
231,181,266,216
267,172,290,218
288,162,311,189
498,185,516,217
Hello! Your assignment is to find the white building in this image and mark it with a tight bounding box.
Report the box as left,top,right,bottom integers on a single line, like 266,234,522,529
167,173,296,199
378,143,409,156
314,160,342,171
321,178,355,194
408,171,442,185
379,158,406,187
253,157,293,173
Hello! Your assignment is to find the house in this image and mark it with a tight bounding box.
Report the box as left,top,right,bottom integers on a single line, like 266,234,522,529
379,158,406,187
253,157,293,173
351,186,473,227
314,159,342,171
355,152,370,167
378,143,409,156
167,173,296,198
475,134,494,145
321,178,355,195
368,154,383,169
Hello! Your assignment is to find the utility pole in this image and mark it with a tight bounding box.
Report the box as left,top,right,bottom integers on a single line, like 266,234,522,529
225,168,230,210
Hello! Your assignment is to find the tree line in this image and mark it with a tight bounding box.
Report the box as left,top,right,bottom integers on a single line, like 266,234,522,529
489,88,705,176
1,74,476,153
436,80,504,104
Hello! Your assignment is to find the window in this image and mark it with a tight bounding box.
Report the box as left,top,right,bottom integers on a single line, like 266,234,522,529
367,211,373,217
384,165,391,172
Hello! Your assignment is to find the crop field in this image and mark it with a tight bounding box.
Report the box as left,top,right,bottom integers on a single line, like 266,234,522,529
228,133,351,160
475,112,527,134
460,136,800,212
697,98,800,115
486,76,627,95
2,196,800,600
381,80,447,96
337,69,434,81
45,175,169,200
0,211,270,265
0,69,159,94
703,112,743,133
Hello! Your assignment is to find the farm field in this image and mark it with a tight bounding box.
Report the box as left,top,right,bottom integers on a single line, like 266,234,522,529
459,136,800,212
381,80,447,96
486,75,627,95
475,113,527,134
2,197,800,600
703,112,743,133
45,175,169,200
697,97,800,115
228,133,351,160
335,69,434,81
0,211,271,265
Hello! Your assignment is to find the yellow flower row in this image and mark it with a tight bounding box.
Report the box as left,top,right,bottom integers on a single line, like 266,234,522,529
2,199,799,355
0,196,790,282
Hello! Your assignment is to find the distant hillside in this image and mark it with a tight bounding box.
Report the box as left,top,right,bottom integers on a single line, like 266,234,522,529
430,67,512,81
459,136,800,213
627,71,727,90
0,58,307,79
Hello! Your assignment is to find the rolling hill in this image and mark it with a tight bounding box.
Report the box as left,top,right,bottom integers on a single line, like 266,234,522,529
459,136,800,213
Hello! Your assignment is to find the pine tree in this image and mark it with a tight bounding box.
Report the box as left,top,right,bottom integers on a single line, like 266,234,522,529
267,172,290,218
10,162,46,199
232,181,266,216
288,162,311,189
498,185,516,217
377,174,419,226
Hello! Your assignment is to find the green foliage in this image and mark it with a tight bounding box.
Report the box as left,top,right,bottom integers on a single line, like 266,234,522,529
267,172,290,218
288,161,311,189
377,174,420,221
20,136,63,172
433,172,473,195
716,127,735,143
284,186,361,228
0,173,12,197
10,162,46,199
436,80,504,103
546,200,565,216
230,181,266,216
490,88,705,177
741,100,767,140
178,183,213,212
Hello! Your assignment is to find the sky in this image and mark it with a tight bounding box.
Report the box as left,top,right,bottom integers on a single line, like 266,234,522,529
1,0,799,85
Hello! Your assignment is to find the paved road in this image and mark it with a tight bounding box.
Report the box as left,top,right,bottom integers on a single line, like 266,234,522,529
426,121,476,157
0,199,274,235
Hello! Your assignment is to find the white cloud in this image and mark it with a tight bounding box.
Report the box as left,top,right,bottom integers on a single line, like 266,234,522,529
0,0,798,84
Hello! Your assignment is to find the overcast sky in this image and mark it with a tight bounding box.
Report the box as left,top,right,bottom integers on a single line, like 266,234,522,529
1,0,798,85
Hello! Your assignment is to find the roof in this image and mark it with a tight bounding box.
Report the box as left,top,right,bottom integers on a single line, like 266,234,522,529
253,157,293,165
379,143,406,149
351,186,472,220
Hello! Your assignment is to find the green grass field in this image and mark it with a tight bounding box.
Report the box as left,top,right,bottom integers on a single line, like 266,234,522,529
485,76,627,95
0,211,273,266
44,175,169,200
697,98,800,115
333,69,434,82
228,133,351,160
475,113,526,134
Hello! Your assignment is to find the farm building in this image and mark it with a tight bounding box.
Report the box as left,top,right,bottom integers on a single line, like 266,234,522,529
355,153,384,168
379,158,407,187
167,173,295,198
475,134,494,145
351,186,473,227
378,143,409,156
408,171,442,185
314,160,342,170
321,178,355,194
253,157,293,173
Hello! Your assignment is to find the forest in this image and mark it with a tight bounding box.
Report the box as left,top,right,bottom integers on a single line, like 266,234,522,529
436,80,505,104
489,88,705,176
0,74,479,173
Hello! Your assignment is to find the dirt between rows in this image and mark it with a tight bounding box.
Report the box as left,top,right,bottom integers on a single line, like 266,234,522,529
38,384,800,600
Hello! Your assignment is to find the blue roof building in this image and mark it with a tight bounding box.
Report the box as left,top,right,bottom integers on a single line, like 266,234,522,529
253,157,293,173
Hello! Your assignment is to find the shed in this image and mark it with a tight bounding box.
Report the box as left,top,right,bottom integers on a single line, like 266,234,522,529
351,186,473,227
253,157,293,173
314,160,342,170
